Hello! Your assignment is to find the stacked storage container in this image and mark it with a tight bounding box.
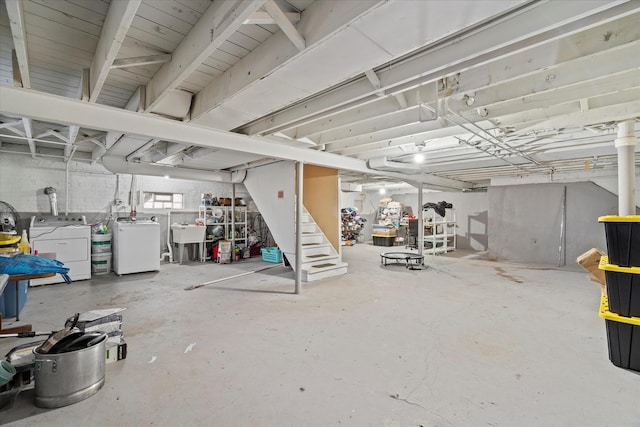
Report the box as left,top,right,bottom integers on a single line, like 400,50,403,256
91,232,112,275
598,215,640,373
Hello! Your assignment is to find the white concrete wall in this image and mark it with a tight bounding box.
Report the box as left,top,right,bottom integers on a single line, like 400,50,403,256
243,161,295,264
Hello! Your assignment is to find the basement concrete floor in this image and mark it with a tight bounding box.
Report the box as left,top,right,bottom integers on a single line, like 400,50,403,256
0,244,638,426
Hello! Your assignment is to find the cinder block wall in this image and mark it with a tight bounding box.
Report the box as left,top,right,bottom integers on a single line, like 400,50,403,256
0,152,250,255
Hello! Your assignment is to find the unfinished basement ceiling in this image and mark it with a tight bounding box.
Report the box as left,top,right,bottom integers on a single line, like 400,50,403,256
0,0,638,190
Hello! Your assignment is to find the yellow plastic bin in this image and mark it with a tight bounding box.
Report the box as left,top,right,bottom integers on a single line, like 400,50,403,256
599,295,640,373
599,256,640,317
598,215,640,268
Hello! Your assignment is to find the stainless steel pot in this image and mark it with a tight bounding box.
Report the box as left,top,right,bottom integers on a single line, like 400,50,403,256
34,334,106,408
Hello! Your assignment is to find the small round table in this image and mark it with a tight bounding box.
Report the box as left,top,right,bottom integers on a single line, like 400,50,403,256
380,252,424,268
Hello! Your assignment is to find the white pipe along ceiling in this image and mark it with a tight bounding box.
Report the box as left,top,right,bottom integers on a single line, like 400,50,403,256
0,0,638,190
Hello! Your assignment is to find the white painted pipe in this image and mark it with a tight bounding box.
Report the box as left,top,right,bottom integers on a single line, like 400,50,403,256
295,161,303,294
417,182,424,254
615,120,637,216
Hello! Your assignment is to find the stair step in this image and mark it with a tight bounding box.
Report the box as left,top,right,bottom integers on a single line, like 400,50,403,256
301,253,339,269
302,262,348,282
301,243,332,257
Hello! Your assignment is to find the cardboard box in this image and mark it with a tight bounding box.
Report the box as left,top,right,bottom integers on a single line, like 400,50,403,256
577,248,606,295
219,253,231,264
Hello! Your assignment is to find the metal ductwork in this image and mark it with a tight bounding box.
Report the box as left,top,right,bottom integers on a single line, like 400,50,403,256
368,157,422,173
102,155,237,183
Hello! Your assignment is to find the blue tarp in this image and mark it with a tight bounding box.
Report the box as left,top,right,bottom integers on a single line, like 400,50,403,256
0,254,71,283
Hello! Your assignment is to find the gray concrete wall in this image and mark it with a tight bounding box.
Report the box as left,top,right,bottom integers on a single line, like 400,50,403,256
488,182,619,268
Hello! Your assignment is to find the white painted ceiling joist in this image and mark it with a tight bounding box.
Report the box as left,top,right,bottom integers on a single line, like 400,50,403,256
89,0,141,103
5,0,30,89
263,0,305,51
111,54,172,70
22,117,35,158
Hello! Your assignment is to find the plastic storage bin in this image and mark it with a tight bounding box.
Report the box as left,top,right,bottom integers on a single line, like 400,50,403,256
599,215,640,267
91,233,112,254
0,280,28,318
91,253,112,275
372,235,395,247
261,247,282,263
599,256,640,317
599,295,640,373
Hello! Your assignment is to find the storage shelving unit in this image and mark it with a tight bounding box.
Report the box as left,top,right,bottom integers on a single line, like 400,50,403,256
423,208,456,254
199,205,248,250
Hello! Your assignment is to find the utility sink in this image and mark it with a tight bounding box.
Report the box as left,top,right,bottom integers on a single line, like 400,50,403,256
171,225,206,243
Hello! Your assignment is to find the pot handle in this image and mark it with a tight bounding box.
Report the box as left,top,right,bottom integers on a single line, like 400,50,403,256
87,333,107,347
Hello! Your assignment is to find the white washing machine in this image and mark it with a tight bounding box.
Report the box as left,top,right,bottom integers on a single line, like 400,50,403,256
29,215,91,286
113,218,160,275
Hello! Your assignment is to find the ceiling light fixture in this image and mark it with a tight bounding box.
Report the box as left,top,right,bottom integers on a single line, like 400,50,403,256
379,188,386,195
414,153,425,163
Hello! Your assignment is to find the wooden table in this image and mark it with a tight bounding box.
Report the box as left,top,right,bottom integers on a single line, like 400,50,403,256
4,273,55,322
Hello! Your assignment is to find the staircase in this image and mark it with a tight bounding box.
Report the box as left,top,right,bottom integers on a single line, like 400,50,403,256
300,209,348,282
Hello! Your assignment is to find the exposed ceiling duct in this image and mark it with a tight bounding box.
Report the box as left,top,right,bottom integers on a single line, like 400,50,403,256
102,155,245,183
368,157,423,173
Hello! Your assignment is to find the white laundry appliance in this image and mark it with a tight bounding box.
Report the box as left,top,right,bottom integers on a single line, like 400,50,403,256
29,215,91,286
113,217,160,275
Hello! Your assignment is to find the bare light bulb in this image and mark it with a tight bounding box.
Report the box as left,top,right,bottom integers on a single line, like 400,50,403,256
379,188,386,195
414,153,425,163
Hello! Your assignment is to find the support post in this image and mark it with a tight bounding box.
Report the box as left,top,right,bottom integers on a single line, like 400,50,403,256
417,183,424,253
295,161,304,293
615,121,638,216
231,184,236,261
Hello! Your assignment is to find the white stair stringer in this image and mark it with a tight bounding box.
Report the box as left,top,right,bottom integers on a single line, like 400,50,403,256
300,208,348,282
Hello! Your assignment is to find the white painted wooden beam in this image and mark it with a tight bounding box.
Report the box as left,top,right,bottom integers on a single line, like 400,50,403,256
0,86,471,190
80,68,90,102
0,120,22,129
394,93,408,109
46,129,70,143
264,0,305,51
516,101,640,134
238,1,637,136
89,0,141,103
5,0,30,88
67,126,80,158
364,69,385,97
11,50,22,87
145,0,265,112
22,118,35,158
111,54,172,70
243,10,300,25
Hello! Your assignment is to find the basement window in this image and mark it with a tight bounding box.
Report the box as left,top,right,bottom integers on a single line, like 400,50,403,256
143,192,184,209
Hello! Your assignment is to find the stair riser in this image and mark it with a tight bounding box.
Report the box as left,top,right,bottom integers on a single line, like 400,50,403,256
301,245,332,257
301,223,316,233
303,266,348,282
302,234,324,245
